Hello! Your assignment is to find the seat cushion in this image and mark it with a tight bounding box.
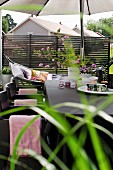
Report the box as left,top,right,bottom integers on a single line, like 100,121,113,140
14,99,37,106
18,88,37,95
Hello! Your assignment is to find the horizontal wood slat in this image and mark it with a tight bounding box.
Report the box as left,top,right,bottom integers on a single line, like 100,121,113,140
2,35,110,75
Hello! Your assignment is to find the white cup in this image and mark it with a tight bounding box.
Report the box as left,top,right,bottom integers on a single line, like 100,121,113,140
89,76,98,84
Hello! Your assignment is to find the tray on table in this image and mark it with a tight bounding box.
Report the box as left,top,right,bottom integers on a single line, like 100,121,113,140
78,86,113,95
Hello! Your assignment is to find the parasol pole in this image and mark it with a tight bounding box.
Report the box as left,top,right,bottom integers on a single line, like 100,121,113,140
80,0,84,60
0,10,2,71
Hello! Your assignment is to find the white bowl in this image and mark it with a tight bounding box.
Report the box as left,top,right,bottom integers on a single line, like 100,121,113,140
89,76,98,81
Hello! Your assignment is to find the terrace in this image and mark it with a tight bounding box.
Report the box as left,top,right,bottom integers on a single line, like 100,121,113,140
0,34,113,170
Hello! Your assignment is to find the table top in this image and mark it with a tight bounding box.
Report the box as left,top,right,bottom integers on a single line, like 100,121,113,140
44,80,113,115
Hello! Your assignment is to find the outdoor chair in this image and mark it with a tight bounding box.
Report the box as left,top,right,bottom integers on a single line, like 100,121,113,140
0,90,45,119
0,115,48,170
5,81,45,103
5,81,46,111
0,119,9,170
12,76,44,92
0,90,31,118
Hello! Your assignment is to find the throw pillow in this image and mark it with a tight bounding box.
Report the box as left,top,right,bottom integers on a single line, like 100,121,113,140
32,69,40,77
40,71,49,79
19,65,32,80
10,63,25,78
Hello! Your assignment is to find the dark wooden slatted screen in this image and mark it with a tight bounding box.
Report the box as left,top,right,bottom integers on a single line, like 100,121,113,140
2,35,110,75
30,35,57,68
84,37,110,75
3,35,30,66
84,37,110,65
3,35,58,72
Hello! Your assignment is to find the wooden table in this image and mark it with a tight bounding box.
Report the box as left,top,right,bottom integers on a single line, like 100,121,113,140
44,80,113,115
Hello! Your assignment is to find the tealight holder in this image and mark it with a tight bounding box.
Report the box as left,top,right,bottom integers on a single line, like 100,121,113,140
59,80,65,88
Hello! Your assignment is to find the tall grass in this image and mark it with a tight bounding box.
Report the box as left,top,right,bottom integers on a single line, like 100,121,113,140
1,95,113,170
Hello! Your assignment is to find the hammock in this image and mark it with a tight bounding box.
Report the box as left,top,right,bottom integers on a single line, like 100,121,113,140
4,55,48,91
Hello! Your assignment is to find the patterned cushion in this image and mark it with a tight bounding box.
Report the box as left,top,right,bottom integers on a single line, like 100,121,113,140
32,69,40,77
19,65,32,80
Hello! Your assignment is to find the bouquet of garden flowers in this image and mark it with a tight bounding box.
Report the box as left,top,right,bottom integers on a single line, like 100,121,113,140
35,36,96,76
36,36,82,70
80,63,96,74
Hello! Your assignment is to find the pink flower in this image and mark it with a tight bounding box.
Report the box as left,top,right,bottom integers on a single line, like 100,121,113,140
57,62,61,67
31,76,37,80
45,65,50,68
38,54,41,57
47,53,50,57
75,60,80,64
92,63,96,68
41,48,44,51
47,47,50,51
52,66,56,70
45,53,50,58
64,35,69,39
77,58,81,63
39,63,43,67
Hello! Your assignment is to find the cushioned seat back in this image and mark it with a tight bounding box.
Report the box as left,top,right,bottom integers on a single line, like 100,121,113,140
0,91,9,111
5,82,17,100
11,76,44,92
0,116,47,169
11,77,19,91
0,119,9,169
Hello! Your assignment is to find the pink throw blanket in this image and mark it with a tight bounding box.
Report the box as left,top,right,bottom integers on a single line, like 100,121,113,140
9,115,41,156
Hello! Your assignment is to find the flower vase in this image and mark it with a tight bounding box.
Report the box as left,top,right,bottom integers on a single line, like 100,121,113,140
2,74,12,90
80,73,92,78
68,67,80,81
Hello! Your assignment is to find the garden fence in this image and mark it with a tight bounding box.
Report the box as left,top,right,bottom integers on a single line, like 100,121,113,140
2,34,110,74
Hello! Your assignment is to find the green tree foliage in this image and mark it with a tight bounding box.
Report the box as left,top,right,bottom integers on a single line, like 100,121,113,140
2,16,9,33
85,20,99,32
99,17,113,38
85,16,113,38
2,14,17,33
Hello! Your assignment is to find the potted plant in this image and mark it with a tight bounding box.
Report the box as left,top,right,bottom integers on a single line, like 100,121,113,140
36,36,82,78
2,66,12,74
36,36,96,81
1,66,12,90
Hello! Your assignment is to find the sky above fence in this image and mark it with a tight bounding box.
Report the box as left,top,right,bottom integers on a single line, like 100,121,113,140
2,10,113,29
